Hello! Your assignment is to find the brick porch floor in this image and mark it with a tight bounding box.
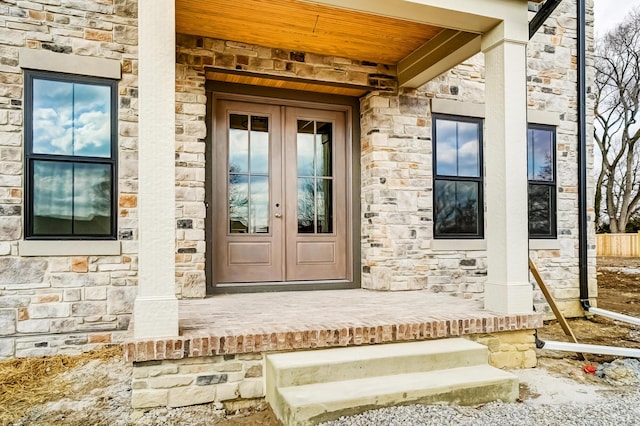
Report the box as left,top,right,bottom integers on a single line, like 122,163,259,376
124,290,543,362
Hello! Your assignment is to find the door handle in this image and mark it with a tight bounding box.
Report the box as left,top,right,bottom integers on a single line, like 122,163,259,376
274,213,282,218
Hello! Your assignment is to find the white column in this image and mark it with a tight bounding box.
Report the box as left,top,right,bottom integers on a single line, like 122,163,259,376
482,23,533,314
133,0,179,338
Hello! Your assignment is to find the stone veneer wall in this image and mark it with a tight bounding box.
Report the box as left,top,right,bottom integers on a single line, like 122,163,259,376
130,330,536,410
359,0,596,318
0,0,139,358
0,0,595,358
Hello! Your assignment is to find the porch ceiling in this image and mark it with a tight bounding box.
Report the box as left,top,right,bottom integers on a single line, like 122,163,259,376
175,0,447,65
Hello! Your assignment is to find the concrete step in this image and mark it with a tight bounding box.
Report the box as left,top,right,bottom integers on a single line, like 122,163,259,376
266,338,488,388
277,365,518,426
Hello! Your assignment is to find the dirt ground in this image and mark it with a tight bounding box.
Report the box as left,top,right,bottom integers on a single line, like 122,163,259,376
3,256,640,426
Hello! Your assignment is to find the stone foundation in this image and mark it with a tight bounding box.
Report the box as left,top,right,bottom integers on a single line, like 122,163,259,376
130,330,537,410
131,353,264,409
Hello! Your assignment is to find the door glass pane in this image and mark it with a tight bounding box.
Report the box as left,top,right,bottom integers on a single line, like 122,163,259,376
316,178,333,233
229,174,249,233
434,180,479,235
250,117,269,175
73,163,112,235
298,177,315,233
250,175,269,233
33,161,73,235
316,122,332,177
229,114,271,234
297,120,315,176
229,114,249,173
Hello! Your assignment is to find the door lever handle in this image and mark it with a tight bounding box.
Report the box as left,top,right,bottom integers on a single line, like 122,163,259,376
274,213,282,218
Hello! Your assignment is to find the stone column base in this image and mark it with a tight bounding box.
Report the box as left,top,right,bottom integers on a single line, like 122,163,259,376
484,281,533,314
133,296,179,339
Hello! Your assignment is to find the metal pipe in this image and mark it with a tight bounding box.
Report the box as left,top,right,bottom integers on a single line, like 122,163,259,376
541,340,640,358
577,0,590,310
589,307,640,327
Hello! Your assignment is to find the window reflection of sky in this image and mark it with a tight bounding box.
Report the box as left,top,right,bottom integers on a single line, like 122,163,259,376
436,119,480,177
228,114,270,234
528,128,553,181
32,79,111,157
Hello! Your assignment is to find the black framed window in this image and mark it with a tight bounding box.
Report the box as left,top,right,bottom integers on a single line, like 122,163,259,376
24,70,117,239
433,115,483,238
528,124,556,238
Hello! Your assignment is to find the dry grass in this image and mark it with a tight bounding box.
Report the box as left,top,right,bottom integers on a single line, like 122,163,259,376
0,346,122,426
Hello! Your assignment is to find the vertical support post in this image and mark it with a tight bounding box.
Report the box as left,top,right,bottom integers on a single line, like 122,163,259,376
133,0,179,338
482,23,533,314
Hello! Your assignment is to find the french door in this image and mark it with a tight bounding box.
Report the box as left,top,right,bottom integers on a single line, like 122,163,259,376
213,99,348,284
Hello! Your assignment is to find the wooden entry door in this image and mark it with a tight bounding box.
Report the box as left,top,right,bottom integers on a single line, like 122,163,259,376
214,100,348,285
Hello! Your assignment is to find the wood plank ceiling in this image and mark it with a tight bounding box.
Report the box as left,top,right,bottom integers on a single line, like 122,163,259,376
176,0,444,65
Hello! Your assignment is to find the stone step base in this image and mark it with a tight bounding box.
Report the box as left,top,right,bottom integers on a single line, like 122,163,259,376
267,338,488,388
278,365,518,425
266,339,519,425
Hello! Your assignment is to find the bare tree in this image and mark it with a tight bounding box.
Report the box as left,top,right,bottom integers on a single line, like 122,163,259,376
594,8,640,233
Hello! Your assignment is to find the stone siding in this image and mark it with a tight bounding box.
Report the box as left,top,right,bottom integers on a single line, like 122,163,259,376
0,0,139,358
0,0,595,358
131,353,264,409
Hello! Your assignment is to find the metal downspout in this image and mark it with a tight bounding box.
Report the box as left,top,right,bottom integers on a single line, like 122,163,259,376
577,0,590,310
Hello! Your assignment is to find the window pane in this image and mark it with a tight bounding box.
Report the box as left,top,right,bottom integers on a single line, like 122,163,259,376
297,120,315,177
229,114,249,173
250,117,269,175
316,122,332,177
529,184,553,236
435,119,457,176
32,79,112,158
528,128,553,181
435,180,479,235
32,79,74,156
72,84,111,158
298,177,315,233
435,119,480,178
73,163,112,235
250,175,269,234
316,178,333,233
229,174,249,233
457,121,480,177
33,161,73,235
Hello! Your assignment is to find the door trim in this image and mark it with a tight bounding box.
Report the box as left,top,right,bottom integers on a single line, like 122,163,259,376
205,86,361,294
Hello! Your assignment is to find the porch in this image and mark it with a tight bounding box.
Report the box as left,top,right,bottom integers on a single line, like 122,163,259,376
124,290,542,362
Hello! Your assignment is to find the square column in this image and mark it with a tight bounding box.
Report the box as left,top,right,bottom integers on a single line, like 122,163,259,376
133,0,179,338
482,25,533,314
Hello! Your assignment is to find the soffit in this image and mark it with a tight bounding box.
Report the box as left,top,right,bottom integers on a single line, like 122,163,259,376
175,0,444,65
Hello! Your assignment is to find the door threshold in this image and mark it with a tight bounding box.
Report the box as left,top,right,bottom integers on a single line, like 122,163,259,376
211,280,359,294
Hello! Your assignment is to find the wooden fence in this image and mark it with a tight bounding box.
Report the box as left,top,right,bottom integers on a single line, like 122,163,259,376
596,232,640,257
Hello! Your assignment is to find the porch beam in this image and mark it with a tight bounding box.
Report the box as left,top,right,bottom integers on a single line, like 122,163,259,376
300,0,527,38
133,0,179,338
398,30,480,88
482,23,533,314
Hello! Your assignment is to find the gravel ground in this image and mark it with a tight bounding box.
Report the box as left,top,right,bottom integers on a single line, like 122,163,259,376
321,396,640,426
320,359,640,426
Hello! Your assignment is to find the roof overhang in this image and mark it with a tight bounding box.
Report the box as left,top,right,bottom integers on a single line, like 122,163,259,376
176,0,534,90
